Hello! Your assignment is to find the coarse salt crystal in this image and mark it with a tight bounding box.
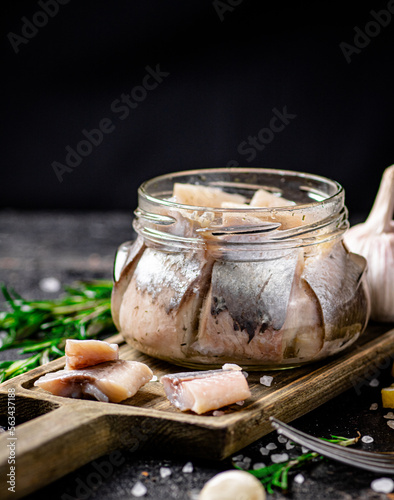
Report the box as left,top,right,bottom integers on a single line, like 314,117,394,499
370,403,378,410
369,378,379,387
253,462,266,470
384,412,394,419
266,442,277,450
160,467,172,479
301,447,310,454
361,435,374,444
151,375,158,382
278,435,287,444
260,376,273,387
259,447,269,456
236,400,245,406
213,410,225,417
271,453,289,464
39,277,61,293
234,461,246,469
286,442,295,450
387,421,394,430
222,363,242,371
294,473,305,484
232,454,243,461
131,481,147,497
182,462,193,473
371,477,394,493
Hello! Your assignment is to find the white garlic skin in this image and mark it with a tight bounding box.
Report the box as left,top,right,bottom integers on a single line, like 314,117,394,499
345,228,394,322
344,165,394,322
199,470,266,500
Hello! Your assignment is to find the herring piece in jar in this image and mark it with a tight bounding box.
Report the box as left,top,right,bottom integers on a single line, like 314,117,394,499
112,235,146,331
118,247,214,360
280,253,325,361
34,360,153,403
160,364,251,414
173,183,246,207
250,188,294,208
65,339,119,370
192,249,302,363
301,241,370,357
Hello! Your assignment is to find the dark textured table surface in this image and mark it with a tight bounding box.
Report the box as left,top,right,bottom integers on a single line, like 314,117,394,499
1,210,394,500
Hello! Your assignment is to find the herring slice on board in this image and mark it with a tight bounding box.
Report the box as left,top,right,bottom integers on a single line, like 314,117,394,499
160,364,251,414
65,339,119,370
34,360,153,403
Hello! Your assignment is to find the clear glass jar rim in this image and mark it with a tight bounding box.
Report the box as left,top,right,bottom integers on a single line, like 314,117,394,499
138,167,344,212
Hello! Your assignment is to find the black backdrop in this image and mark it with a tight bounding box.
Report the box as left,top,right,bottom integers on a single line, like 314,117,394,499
2,1,394,220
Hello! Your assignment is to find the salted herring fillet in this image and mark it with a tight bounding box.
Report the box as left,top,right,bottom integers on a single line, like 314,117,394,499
34,360,153,403
65,339,119,370
160,364,251,414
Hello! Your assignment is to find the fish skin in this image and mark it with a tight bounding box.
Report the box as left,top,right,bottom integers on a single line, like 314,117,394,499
65,339,119,370
34,360,153,403
160,367,251,414
280,251,324,361
302,241,370,345
191,249,300,363
119,248,213,360
111,236,146,331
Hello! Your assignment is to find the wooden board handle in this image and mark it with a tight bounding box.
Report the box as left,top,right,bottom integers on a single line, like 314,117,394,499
0,403,114,499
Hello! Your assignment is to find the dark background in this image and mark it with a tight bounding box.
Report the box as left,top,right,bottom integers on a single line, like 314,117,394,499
2,1,394,220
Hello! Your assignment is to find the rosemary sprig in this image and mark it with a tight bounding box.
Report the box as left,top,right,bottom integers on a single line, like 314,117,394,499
0,280,116,382
236,434,360,494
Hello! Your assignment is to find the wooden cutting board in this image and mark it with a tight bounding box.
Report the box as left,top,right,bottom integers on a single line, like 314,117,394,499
1,324,394,499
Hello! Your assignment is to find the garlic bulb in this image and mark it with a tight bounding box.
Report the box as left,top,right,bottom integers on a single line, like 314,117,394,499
199,470,266,500
344,165,394,322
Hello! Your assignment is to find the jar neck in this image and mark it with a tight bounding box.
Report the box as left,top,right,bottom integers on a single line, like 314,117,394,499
133,197,348,253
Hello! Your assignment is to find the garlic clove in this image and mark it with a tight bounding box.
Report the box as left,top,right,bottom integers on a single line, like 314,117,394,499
344,165,394,322
198,470,266,500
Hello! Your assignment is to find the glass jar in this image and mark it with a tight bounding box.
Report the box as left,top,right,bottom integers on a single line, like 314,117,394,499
111,168,370,370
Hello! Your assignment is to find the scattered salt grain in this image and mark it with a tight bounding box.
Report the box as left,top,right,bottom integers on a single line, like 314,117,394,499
222,363,242,371
160,467,172,479
370,403,378,410
253,462,266,470
259,447,269,456
182,462,194,473
361,435,374,444
189,489,200,500
242,457,252,468
294,473,305,485
387,421,394,430
213,410,225,417
371,477,394,493
286,442,295,450
369,378,379,387
236,400,245,406
260,375,273,387
232,454,243,461
271,453,289,464
131,481,147,497
39,277,61,293
301,447,310,454
151,375,158,382
266,442,277,451
384,412,394,419
234,461,246,469
278,435,287,444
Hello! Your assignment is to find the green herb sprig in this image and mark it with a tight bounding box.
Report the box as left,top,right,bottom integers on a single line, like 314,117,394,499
236,434,360,494
0,281,116,382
